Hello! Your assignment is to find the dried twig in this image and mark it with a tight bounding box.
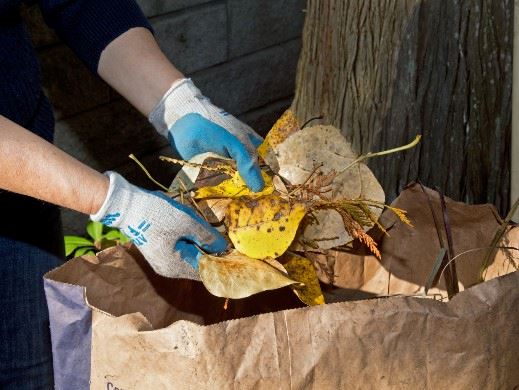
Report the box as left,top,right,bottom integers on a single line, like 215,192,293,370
418,183,451,291
438,190,459,298
288,163,324,197
177,178,210,222
159,155,236,176
341,135,421,173
301,115,324,129
480,195,519,281
129,154,170,192
440,246,519,283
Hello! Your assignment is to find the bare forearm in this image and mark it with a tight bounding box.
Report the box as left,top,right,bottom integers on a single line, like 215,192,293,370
98,27,183,116
0,116,108,215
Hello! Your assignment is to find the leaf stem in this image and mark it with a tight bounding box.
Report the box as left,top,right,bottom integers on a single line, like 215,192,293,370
441,246,518,284
129,154,170,192
194,243,208,256
342,135,422,172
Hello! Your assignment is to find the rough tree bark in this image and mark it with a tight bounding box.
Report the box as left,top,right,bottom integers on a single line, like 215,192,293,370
292,0,513,216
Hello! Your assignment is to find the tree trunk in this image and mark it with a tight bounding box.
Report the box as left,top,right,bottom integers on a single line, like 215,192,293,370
292,0,513,216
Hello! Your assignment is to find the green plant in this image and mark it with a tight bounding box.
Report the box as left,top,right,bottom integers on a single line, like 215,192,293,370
64,221,130,258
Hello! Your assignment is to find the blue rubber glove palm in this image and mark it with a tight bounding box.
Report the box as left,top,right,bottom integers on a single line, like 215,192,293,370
91,172,227,279
169,113,264,191
148,78,265,192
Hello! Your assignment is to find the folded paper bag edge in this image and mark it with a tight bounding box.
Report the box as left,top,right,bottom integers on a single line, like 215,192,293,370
43,278,92,390
45,244,519,328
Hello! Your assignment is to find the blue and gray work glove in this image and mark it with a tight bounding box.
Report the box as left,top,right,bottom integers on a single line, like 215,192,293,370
148,78,265,192
90,172,227,280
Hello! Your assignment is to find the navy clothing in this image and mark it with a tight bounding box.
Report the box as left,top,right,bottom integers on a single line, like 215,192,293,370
0,193,64,389
0,1,151,388
0,0,151,141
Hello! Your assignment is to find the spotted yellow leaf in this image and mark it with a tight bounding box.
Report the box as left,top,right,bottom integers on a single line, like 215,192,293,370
198,250,300,299
257,110,300,167
193,170,274,199
281,252,325,306
226,195,307,259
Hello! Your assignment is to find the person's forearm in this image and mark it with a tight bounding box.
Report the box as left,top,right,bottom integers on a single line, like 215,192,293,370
0,116,108,215
98,27,183,116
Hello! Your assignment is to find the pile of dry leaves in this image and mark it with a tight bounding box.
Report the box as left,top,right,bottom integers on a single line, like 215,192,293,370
146,110,420,306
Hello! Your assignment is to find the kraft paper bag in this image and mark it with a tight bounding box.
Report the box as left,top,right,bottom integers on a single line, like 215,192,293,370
44,186,519,389
309,183,517,300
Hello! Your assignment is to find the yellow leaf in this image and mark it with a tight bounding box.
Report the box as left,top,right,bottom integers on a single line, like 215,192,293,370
198,250,300,299
193,170,274,199
226,195,307,259
257,109,300,159
281,253,325,306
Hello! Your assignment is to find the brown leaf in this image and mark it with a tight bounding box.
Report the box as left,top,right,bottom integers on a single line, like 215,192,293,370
198,250,300,299
276,125,385,250
308,184,516,301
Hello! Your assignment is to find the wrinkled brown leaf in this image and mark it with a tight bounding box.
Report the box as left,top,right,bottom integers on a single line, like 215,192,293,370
276,125,385,250
308,184,516,301
198,250,300,299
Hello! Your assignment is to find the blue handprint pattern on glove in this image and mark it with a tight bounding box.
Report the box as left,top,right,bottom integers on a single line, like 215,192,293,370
100,212,121,226
126,220,151,246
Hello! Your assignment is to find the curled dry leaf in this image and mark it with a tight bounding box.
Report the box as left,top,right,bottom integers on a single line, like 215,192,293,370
196,198,232,224
276,125,385,250
281,252,325,306
199,198,232,223
272,175,289,197
262,257,290,274
194,171,274,199
226,195,307,259
171,153,265,221
257,109,300,171
198,250,300,299
170,152,227,192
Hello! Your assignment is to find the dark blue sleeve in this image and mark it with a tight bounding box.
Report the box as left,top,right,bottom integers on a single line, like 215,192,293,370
37,0,153,73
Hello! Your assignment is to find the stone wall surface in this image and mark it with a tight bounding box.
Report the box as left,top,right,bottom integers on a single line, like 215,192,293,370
21,0,306,234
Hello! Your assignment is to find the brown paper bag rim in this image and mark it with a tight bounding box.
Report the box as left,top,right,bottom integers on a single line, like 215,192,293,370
44,247,519,333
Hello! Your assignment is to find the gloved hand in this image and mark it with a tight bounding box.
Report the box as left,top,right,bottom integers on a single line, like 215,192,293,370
90,171,227,279
148,78,264,192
